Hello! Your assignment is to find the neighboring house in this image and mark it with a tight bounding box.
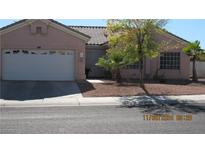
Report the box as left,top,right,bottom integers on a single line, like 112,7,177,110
0,19,190,81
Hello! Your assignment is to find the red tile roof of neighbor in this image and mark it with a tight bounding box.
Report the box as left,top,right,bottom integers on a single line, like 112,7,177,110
0,19,189,45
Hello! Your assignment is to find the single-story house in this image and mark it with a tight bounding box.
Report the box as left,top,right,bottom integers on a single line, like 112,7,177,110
0,19,190,81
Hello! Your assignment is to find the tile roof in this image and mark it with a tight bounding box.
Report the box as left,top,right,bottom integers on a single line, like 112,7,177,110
68,26,190,46
69,26,108,45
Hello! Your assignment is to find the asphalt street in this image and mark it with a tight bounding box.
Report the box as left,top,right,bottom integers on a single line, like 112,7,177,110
1,104,205,134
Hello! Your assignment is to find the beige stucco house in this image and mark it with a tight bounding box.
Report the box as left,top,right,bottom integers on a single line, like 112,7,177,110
0,19,190,81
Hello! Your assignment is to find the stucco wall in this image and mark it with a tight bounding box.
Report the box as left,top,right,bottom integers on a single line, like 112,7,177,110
190,61,205,78
120,32,190,80
0,20,86,80
154,52,190,79
120,69,140,79
120,52,189,80
151,33,190,79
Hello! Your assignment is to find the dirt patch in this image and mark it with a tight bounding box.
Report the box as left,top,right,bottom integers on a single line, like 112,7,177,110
77,80,205,97
143,84,205,96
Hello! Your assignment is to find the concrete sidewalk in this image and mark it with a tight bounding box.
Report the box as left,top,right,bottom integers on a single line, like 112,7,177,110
0,94,205,107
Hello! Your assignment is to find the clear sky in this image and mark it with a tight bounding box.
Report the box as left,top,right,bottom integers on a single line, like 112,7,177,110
0,19,204,49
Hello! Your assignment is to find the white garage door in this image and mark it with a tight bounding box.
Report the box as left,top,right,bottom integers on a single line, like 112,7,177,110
2,49,75,81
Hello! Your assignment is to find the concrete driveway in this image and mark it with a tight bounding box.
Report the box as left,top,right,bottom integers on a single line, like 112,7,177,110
1,81,82,101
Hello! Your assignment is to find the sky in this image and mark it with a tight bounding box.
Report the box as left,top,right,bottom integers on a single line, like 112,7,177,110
0,19,204,49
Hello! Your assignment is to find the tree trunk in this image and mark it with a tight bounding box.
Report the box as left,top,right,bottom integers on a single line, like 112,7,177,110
139,60,144,87
192,57,198,81
137,31,145,88
116,68,122,83
139,59,144,88
111,70,116,80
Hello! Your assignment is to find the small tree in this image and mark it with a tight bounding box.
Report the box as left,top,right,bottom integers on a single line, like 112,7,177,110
100,19,168,87
96,21,135,83
183,40,204,81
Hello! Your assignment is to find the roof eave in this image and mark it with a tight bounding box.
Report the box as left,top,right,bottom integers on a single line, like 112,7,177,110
161,29,190,44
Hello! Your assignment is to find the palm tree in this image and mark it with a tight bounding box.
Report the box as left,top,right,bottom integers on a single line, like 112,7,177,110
183,40,204,81
96,50,128,83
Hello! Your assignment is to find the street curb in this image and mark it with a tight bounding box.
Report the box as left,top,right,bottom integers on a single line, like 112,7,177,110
0,98,80,108
0,102,120,108
1,95,205,108
0,98,121,108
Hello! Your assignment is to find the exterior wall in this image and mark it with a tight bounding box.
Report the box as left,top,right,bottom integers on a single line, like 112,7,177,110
85,45,106,78
150,33,190,79
120,32,190,80
121,52,189,80
0,20,86,80
190,61,205,78
120,69,140,79
147,50,189,80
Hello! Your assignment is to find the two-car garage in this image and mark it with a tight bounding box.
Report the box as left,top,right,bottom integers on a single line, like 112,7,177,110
2,49,74,81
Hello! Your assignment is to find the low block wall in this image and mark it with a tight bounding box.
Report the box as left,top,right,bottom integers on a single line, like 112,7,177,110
190,61,205,78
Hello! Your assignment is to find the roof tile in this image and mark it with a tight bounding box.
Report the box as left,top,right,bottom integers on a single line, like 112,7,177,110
69,26,108,45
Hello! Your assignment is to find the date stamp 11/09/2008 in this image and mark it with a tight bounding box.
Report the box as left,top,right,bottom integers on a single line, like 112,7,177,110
144,114,192,121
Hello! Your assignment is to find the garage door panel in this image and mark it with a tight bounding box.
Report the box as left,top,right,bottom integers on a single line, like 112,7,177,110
2,50,74,81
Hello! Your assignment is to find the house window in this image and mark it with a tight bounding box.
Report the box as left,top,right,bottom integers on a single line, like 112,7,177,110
36,27,42,34
125,61,143,69
160,52,180,69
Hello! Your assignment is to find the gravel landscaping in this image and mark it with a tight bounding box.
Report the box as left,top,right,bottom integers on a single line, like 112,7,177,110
77,80,205,97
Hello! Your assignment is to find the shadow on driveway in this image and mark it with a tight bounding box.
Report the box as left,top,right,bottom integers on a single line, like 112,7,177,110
0,81,82,101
